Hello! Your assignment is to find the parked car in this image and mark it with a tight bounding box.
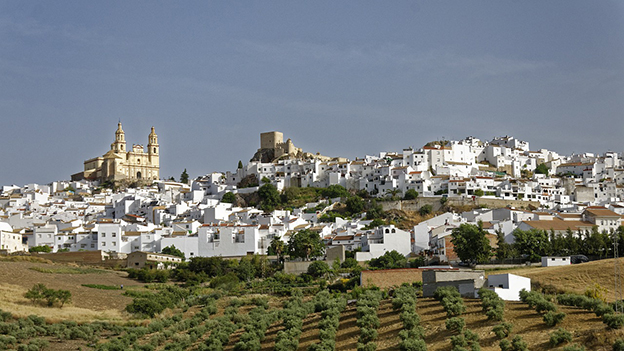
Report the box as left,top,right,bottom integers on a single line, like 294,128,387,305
571,255,589,264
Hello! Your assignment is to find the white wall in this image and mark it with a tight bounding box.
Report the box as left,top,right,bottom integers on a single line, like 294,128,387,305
485,274,531,301
541,256,571,267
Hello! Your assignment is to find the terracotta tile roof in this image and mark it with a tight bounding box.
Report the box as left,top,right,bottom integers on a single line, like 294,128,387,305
522,219,594,231
584,208,620,218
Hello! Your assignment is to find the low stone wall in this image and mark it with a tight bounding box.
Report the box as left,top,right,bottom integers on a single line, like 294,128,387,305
41,250,107,264
380,197,540,212
474,263,541,270
360,268,424,289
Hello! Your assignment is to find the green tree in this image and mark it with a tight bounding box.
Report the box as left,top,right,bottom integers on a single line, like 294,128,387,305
321,185,349,199
513,229,551,262
222,191,236,204
535,163,549,176
419,204,433,216
495,229,514,261
258,183,281,212
29,245,52,253
368,250,407,269
474,188,484,197
404,189,419,200
450,222,493,264
269,235,286,261
288,229,324,260
238,160,243,169
307,260,330,278
346,196,365,215
162,245,185,260
236,256,256,282
180,169,189,183
366,200,384,220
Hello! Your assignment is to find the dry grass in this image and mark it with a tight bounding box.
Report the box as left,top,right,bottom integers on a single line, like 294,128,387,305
0,283,124,323
489,258,624,301
0,260,144,321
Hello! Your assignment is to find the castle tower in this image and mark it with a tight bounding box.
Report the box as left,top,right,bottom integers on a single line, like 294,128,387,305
111,122,127,153
147,126,160,170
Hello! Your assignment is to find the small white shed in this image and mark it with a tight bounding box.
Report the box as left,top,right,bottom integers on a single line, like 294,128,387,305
484,273,531,301
541,256,571,267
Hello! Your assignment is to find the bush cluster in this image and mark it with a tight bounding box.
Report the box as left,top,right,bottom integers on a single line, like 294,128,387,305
492,322,513,339
308,291,347,351
519,289,565,327
24,284,71,308
127,268,170,283
234,305,279,351
499,335,528,351
356,289,383,351
392,285,426,351
478,288,505,321
125,285,191,318
557,292,624,329
433,286,466,317
450,329,480,351
274,289,314,351
549,327,572,347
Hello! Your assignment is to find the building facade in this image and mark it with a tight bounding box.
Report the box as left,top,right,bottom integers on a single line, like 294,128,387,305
74,123,159,183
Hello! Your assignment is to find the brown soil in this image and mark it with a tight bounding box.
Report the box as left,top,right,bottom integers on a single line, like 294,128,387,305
0,260,143,322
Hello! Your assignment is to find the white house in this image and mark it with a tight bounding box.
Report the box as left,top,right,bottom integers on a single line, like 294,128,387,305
542,256,571,267
484,273,531,301
0,222,26,253
355,225,411,261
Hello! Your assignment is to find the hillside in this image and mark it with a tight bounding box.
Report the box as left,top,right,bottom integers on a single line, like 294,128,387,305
490,258,624,302
1,258,624,350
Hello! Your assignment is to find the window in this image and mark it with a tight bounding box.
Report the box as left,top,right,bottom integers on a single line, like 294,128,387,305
112,233,117,237
102,242,106,246
91,244,95,248
102,233,106,237
112,242,116,246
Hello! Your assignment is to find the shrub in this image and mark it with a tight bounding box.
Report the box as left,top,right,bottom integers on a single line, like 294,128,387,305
534,300,557,314
442,297,466,316
492,322,513,339
359,327,378,344
549,328,572,347
446,317,465,333
399,337,427,351
501,335,528,351
400,310,420,330
434,286,460,301
485,304,505,321
357,342,377,351
603,313,624,329
614,339,624,351
24,284,71,308
563,344,586,351
594,303,614,317
543,311,566,327
499,339,512,351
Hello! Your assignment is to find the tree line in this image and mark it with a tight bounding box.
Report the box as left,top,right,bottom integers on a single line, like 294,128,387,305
451,222,624,264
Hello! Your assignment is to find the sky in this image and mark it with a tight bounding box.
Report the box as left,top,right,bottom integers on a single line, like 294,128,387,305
0,1,623,186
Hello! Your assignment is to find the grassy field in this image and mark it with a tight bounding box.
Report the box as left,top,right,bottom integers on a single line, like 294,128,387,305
1,258,624,350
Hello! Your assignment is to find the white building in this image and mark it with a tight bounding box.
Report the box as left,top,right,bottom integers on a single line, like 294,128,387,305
484,273,531,301
355,225,411,261
0,222,26,253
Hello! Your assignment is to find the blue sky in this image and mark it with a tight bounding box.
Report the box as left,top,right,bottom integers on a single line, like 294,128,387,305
1,1,623,186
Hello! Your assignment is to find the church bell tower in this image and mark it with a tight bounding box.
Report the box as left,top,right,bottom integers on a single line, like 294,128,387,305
111,122,127,153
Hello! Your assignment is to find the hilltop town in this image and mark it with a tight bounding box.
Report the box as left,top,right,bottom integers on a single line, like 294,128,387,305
1,125,624,265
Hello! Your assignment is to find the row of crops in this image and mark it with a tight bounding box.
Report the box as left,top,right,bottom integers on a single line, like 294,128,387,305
8,282,624,351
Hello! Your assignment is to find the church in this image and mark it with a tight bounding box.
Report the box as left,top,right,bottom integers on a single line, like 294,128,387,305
72,122,160,183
